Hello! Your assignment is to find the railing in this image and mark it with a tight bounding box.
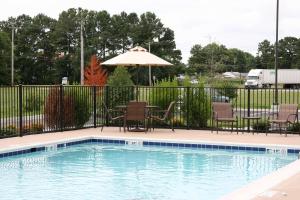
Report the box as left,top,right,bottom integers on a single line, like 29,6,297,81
0,85,300,138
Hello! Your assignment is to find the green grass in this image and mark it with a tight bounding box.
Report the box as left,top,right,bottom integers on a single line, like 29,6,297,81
0,87,50,118
235,89,300,109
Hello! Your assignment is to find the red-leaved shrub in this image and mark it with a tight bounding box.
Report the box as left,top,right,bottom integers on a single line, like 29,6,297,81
44,87,75,129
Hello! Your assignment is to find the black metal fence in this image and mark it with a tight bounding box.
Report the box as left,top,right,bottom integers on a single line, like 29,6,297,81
1,85,300,138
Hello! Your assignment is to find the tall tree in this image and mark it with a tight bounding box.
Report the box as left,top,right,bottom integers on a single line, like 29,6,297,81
0,31,10,85
256,40,274,69
188,43,255,75
278,37,298,69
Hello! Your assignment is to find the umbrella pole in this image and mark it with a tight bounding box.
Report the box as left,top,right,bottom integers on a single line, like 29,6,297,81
136,65,139,101
149,65,152,86
136,65,139,86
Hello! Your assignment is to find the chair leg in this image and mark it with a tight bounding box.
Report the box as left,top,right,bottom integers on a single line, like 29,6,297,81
231,121,233,133
123,119,126,132
279,124,282,135
211,119,214,133
118,120,121,132
216,121,219,134
170,119,174,132
124,119,127,132
101,125,104,132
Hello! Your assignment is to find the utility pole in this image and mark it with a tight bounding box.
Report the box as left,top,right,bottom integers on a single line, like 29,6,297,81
80,20,84,85
11,23,15,86
274,0,279,105
208,36,214,77
148,42,152,86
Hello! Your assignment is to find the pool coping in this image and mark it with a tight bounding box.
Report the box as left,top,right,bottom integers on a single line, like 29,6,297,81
1,135,300,200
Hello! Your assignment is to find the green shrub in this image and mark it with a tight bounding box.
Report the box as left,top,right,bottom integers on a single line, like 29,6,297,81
171,116,185,126
64,87,91,128
150,78,179,109
106,67,134,107
252,120,270,132
211,79,239,100
21,123,44,135
182,76,211,128
23,94,43,112
0,125,17,137
287,122,300,133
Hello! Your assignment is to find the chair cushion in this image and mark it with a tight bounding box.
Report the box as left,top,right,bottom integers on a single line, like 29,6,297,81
270,119,287,124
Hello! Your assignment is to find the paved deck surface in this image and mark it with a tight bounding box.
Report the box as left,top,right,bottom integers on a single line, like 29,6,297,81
1,127,300,199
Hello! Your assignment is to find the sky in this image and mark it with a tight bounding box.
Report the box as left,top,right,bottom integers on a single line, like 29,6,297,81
0,0,299,63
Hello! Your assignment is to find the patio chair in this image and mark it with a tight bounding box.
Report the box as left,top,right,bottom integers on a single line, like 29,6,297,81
150,101,176,132
124,101,148,132
101,102,125,132
268,104,298,137
211,102,238,134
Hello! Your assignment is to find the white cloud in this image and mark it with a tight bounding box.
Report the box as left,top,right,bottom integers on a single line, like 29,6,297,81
0,0,299,63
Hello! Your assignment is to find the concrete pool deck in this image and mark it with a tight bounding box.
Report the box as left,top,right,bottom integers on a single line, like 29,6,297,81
1,127,300,200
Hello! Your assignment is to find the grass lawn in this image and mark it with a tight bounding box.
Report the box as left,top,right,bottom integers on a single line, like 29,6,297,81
235,89,300,109
0,87,50,118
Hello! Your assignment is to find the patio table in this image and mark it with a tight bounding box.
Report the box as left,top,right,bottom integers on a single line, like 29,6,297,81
115,104,159,132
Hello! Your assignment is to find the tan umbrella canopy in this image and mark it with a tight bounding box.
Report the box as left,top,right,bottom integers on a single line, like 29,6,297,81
102,46,173,85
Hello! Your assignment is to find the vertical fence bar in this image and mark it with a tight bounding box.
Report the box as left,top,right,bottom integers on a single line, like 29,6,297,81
105,86,109,126
247,87,251,132
135,85,139,101
59,84,64,132
93,86,97,128
19,85,23,137
186,86,190,130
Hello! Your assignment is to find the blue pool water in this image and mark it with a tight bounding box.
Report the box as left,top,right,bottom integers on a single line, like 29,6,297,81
0,143,297,200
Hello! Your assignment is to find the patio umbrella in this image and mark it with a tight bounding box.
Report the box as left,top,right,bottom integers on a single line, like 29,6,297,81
102,46,173,85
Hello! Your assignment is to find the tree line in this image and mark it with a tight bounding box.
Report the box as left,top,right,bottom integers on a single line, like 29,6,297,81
188,36,300,75
0,8,299,85
0,8,183,85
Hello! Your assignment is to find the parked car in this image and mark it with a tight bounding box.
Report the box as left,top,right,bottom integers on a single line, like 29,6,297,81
204,88,230,103
190,79,199,84
211,95,229,103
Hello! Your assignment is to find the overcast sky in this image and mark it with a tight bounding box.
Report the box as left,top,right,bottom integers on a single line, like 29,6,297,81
0,0,299,63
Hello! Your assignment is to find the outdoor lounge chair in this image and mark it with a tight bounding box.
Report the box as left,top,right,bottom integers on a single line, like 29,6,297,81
101,103,125,132
150,101,176,132
124,101,148,132
268,104,298,137
211,102,238,134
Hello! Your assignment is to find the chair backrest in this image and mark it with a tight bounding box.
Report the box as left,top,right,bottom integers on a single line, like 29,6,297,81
212,102,233,119
162,101,176,120
277,104,298,122
126,101,147,120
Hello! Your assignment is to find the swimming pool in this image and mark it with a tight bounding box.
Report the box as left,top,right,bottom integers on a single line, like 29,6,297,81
0,140,297,200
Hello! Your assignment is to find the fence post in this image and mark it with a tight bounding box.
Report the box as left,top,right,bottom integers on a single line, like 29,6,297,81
19,84,23,137
186,86,190,130
105,86,109,126
135,85,139,101
93,86,97,128
59,84,64,132
247,87,251,132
